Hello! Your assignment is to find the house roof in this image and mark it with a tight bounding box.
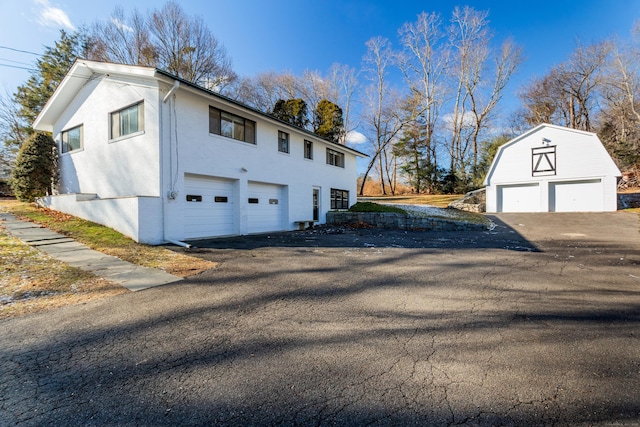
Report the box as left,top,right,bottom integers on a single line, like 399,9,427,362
33,59,367,158
483,123,621,186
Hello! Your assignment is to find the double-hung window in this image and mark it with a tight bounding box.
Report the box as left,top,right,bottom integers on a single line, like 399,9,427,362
326,148,344,168
330,188,349,210
304,140,313,159
209,106,256,144
61,125,83,153
111,102,144,140
278,131,289,153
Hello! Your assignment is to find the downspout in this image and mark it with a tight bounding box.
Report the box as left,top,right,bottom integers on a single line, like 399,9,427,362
160,80,191,249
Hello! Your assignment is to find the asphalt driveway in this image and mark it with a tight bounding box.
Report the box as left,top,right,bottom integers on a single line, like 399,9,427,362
1,212,639,426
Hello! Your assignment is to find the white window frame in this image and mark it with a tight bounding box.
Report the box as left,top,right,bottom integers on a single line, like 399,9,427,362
110,101,144,141
61,124,83,154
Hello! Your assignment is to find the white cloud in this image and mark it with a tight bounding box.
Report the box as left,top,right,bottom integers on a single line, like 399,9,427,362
34,0,76,31
111,17,133,33
346,130,368,145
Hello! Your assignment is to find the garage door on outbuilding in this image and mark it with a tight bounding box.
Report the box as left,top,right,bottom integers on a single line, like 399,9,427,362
498,183,540,213
484,124,621,213
549,179,603,212
183,174,236,239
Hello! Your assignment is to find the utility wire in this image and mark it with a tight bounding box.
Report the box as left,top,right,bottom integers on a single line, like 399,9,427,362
0,46,41,56
0,63,35,71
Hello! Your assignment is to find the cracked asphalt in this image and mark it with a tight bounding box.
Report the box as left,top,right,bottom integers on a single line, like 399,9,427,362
1,212,639,426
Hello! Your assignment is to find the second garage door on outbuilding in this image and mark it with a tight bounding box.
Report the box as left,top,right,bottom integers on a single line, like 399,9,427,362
485,124,620,213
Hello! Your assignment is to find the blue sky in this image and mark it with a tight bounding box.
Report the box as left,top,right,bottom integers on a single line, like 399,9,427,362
1,0,639,119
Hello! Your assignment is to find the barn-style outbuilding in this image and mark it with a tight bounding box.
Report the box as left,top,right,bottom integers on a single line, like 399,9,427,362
484,124,621,213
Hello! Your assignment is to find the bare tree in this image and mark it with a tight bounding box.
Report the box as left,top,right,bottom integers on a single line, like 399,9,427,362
520,41,610,132
359,37,404,195
326,64,359,144
397,11,447,188
467,38,523,181
90,2,236,90
90,7,155,66
0,91,25,170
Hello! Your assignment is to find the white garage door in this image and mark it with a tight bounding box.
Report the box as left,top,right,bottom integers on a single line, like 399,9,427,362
498,183,541,212
183,175,235,239
247,182,285,234
549,179,603,212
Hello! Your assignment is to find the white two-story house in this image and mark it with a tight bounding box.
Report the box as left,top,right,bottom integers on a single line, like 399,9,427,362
33,60,364,244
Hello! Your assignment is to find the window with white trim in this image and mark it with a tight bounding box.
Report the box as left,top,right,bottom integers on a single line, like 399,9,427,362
110,102,144,139
61,125,83,153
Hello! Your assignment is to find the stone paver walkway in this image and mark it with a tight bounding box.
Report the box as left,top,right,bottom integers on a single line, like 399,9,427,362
0,212,181,291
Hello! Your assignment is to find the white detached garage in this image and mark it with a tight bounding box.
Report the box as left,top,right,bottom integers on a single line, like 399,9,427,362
484,124,621,213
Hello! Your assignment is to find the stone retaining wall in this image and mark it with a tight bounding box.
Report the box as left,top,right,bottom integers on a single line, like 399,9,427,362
618,193,640,209
326,212,488,231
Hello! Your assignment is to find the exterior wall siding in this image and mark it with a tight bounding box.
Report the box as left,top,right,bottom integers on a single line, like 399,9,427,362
39,194,163,244
53,75,161,198
161,88,358,241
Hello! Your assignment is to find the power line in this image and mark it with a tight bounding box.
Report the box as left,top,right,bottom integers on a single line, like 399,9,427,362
0,63,35,72
0,46,41,57
0,57,34,67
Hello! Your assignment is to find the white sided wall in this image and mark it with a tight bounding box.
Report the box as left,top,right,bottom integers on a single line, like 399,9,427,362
39,194,164,244
53,73,162,199
485,126,620,213
160,87,359,241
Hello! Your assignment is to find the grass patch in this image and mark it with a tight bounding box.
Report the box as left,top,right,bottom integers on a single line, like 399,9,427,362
0,200,217,278
349,202,407,214
359,194,462,208
0,230,127,319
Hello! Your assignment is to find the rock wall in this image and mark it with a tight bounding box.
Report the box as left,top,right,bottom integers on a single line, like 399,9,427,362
618,193,640,209
326,212,488,231
448,188,486,213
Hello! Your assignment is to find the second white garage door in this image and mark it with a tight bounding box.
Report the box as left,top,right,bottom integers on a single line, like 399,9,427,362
247,181,285,234
549,179,603,212
184,175,236,239
497,183,541,212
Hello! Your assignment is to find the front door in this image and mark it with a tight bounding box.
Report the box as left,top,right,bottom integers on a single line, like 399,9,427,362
313,188,320,221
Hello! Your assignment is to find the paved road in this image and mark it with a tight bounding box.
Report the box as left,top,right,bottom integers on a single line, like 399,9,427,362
1,212,639,426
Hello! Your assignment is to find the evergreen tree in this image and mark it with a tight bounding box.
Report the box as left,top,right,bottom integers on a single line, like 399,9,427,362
313,99,344,143
271,98,309,128
11,132,58,202
14,30,90,130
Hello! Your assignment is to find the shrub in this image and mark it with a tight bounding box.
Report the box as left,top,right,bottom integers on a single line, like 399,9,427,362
11,132,58,202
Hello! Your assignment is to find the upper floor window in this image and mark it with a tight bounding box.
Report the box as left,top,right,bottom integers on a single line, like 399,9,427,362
111,102,144,140
304,140,313,159
326,148,344,168
209,106,256,144
61,125,83,153
278,131,289,153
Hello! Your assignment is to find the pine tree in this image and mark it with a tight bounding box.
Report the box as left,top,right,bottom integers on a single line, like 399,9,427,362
11,132,57,202
14,30,89,130
271,98,309,128
313,99,344,143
